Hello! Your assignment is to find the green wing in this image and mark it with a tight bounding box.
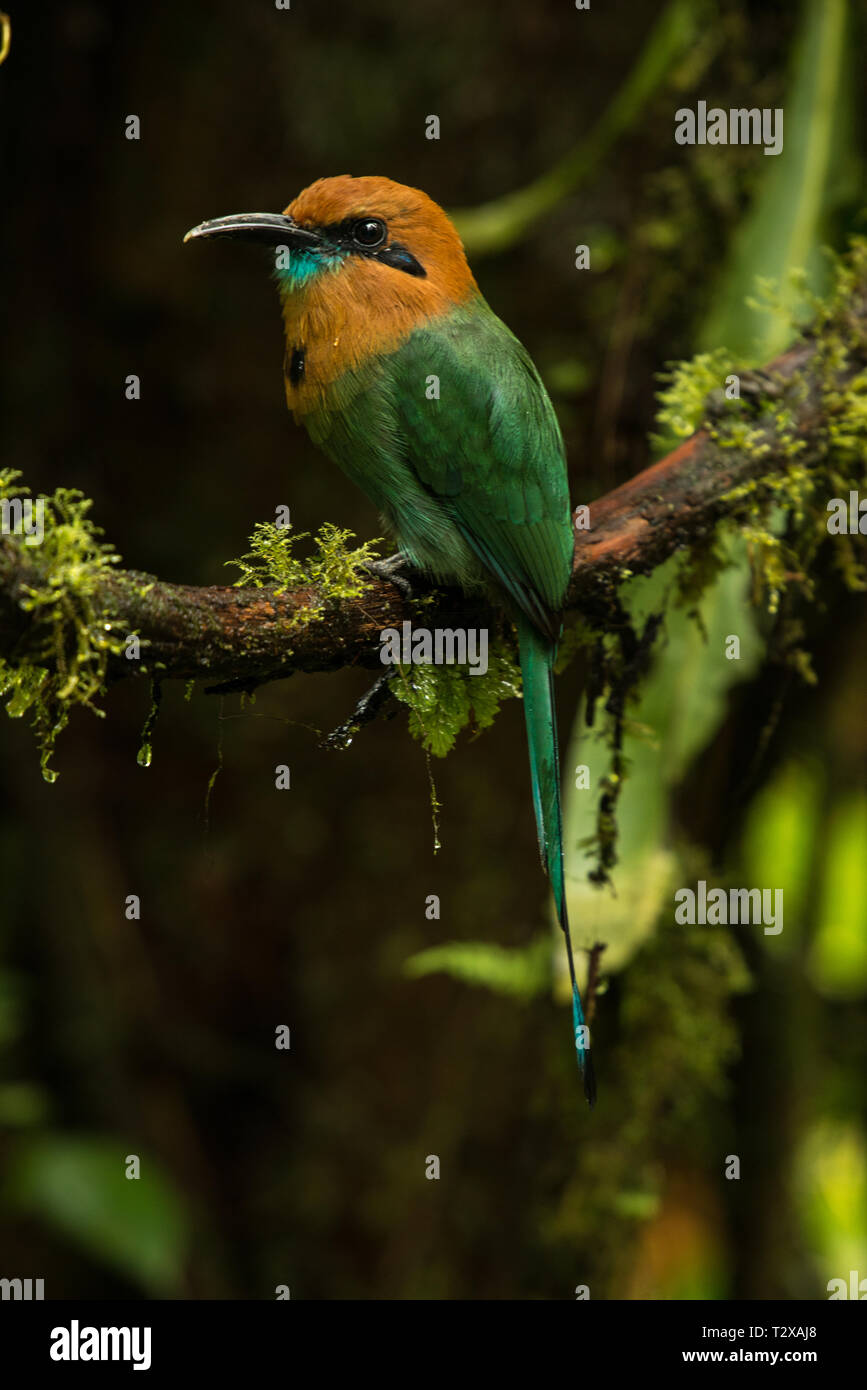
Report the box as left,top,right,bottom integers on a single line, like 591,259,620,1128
387,298,574,634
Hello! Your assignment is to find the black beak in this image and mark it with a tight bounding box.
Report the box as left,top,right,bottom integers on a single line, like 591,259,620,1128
183,213,322,248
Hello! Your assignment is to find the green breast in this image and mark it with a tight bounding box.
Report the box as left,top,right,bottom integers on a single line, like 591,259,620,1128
301,296,574,624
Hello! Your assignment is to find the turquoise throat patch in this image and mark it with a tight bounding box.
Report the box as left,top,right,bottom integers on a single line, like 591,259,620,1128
274,247,346,290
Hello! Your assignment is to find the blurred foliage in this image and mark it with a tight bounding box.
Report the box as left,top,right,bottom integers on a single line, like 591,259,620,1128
452,0,708,257
795,1122,867,1283
6,1135,189,1296
810,791,867,998
404,936,550,1002
700,0,856,362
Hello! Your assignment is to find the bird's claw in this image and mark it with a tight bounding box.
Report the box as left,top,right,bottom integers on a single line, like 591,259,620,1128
361,552,416,601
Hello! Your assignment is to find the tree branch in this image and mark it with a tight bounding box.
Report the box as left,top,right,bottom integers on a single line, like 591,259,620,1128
0,312,861,690
566,341,822,605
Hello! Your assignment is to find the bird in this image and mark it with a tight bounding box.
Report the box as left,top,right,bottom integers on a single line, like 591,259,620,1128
185,175,596,1105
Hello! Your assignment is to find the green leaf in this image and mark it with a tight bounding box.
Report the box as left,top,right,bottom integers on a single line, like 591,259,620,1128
403,938,550,1001
6,1134,190,1296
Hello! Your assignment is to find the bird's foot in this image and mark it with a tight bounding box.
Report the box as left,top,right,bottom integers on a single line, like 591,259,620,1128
321,672,397,750
361,552,416,601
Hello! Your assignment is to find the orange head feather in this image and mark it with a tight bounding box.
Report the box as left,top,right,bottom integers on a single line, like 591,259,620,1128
285,175,475,301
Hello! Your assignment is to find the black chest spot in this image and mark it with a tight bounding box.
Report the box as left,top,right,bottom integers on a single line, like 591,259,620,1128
287,346,305,386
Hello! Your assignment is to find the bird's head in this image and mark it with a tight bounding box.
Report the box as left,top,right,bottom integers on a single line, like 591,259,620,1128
185,176,478,405
185,174,476,316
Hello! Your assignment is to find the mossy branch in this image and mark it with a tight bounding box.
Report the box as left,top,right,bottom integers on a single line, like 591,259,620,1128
2,241,866,773
0,321,859,676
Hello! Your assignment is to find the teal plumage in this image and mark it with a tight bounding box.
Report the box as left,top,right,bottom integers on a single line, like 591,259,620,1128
519,617,595,1102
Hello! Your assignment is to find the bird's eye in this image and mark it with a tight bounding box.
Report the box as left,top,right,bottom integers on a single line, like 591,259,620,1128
351,217,387,248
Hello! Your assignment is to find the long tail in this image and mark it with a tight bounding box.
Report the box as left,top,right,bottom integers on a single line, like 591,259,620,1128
518,615,596,1106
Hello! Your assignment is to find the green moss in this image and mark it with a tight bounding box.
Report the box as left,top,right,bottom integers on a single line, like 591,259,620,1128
0,495,385,779
674,537,731,633
653,239,867,648
390,612,594,766
389,634,522,758
226,519,383,625
651,348,739,450
0,470,132,780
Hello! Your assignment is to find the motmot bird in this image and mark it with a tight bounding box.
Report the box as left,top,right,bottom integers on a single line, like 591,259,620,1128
185,176,596,1105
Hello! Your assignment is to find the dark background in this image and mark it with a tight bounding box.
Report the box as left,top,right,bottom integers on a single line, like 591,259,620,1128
1,0,865,1300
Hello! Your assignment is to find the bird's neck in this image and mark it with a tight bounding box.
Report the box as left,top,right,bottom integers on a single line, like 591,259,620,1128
279,264,478,415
